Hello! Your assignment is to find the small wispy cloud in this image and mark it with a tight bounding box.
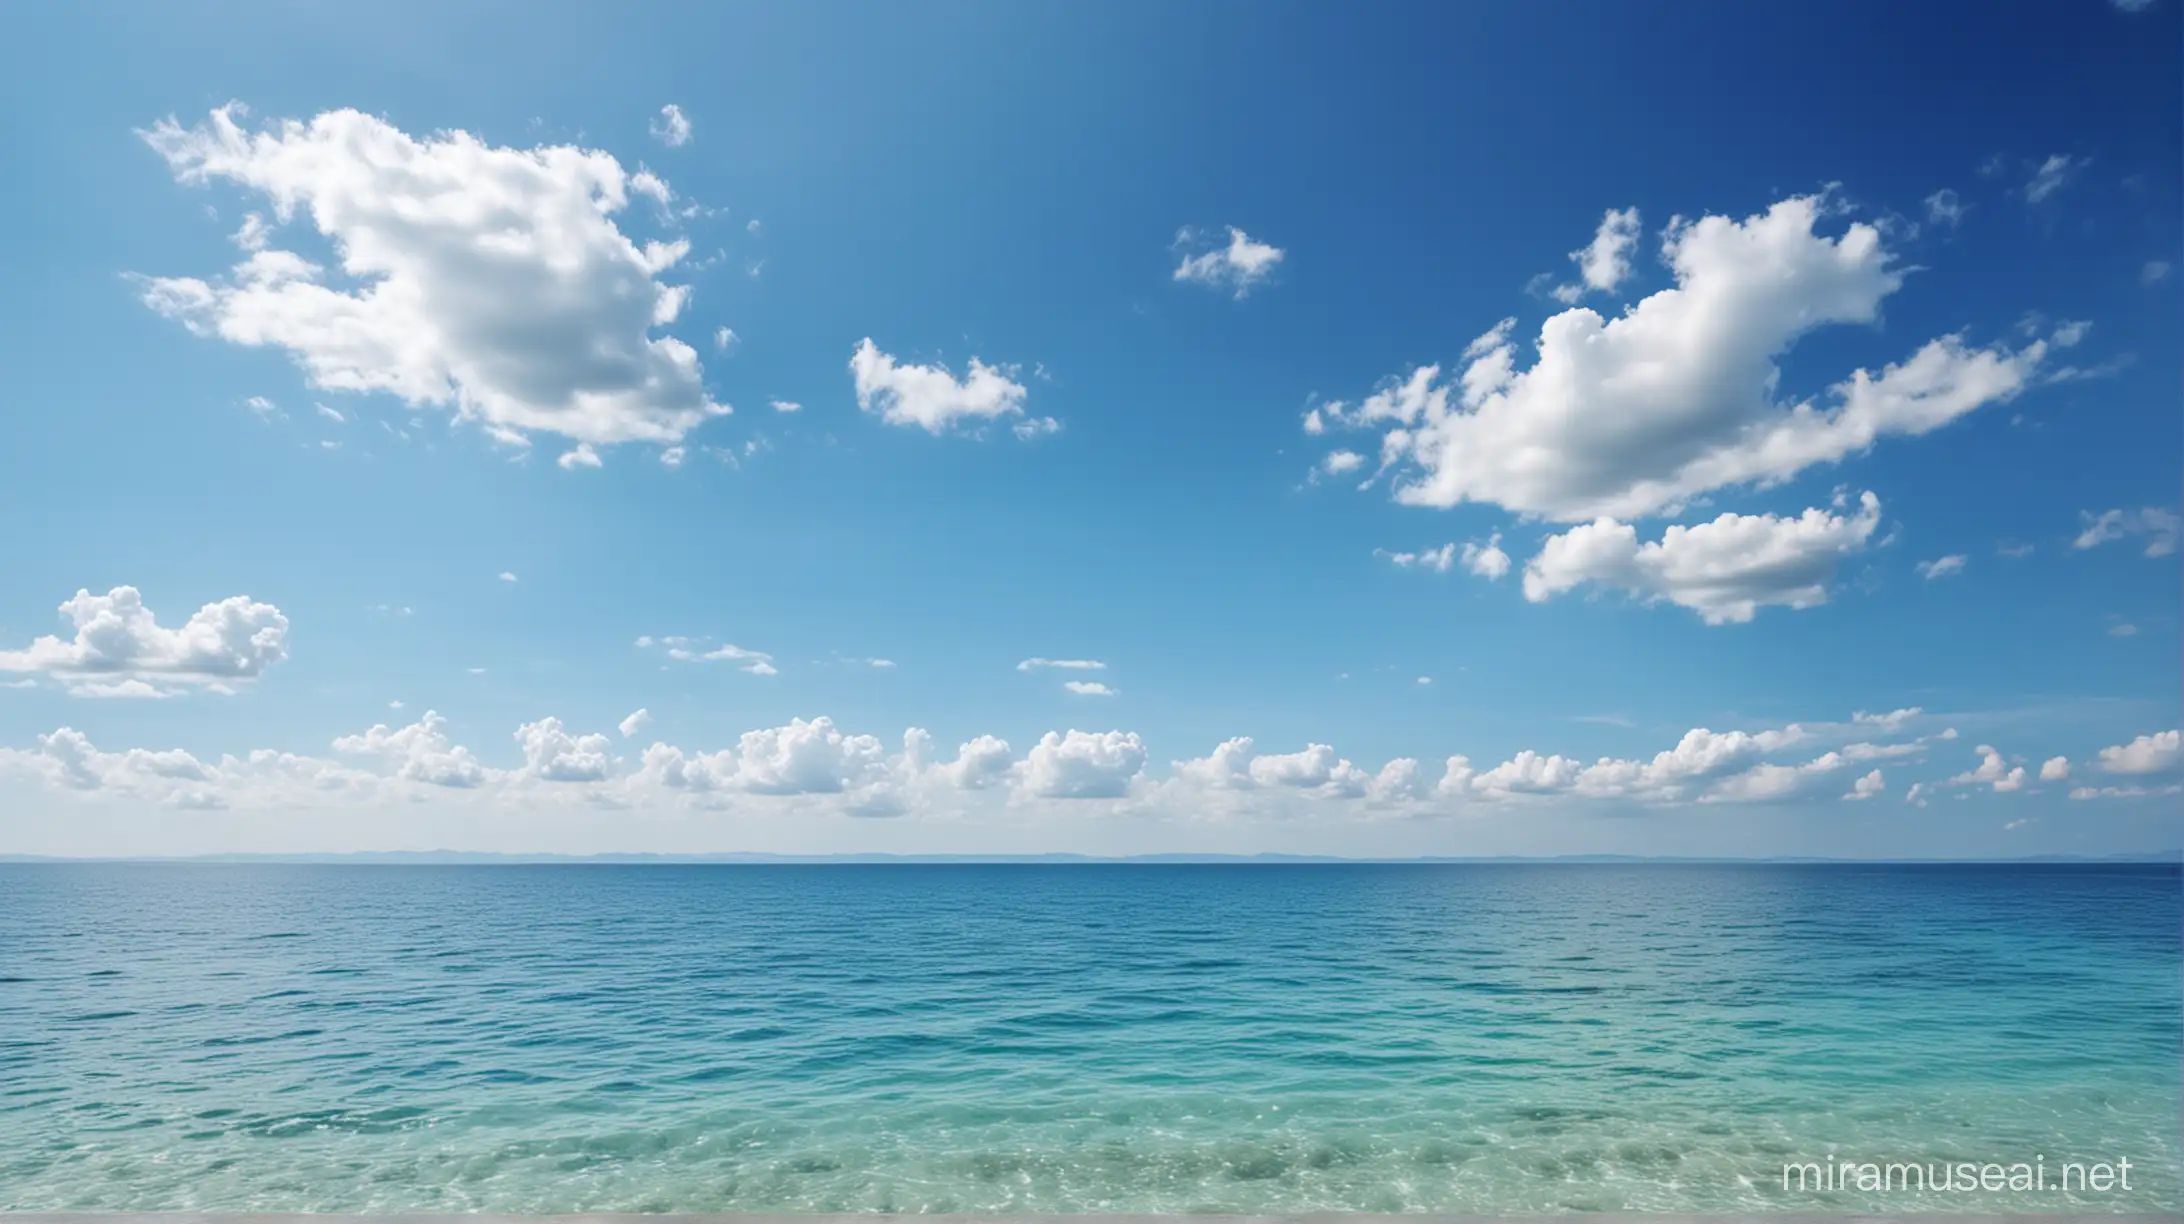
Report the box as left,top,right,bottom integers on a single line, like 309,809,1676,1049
2024,154,2084,204
650,104,692,148
2076,507,2181,558
1172,226,1285,298
1018,657,1106,672
641,635,778,676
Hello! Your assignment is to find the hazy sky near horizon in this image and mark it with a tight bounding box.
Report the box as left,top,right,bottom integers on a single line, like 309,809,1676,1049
0,0,2177,858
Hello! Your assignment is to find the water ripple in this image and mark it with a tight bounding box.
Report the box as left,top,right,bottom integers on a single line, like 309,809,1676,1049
0,861,2175,1212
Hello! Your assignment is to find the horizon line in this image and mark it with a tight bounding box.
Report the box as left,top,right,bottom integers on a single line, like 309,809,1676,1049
3,850,2178,866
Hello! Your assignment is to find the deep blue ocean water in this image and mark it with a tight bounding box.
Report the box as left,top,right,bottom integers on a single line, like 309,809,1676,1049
0,862,2177,1212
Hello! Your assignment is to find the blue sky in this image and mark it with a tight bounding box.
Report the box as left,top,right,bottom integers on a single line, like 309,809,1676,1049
0,0,2176,857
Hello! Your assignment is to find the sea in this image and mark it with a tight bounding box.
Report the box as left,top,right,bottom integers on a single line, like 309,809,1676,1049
1,862,2177,1213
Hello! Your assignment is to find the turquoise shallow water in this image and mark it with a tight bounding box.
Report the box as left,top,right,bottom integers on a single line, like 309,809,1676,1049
0,862,2177,1212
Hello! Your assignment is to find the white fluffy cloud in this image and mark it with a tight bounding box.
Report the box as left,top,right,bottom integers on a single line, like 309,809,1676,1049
1320,450,1366,478
20,728,211,795
2096,730,2180,776
1363,758,1427,803
637,716,893,802
1552,206,1641,302
1580,726,1814,802
1698,752,1853,804
0,727,386,811
1018,730,1147,799
913,732,1016,791
1172,738,1377,799
1844,769,1886,801
1308,194,2044,522
650,104,692,148
1172,226,1285,297
1393,723,1833,807
515,717,614,782
2039,755,2071,782
725,717,886,795
1468,751,1584,797
137,106,725,452
1461,536,1512,580
1063,680,1117,697
1170,736,1257,789
618,708,652,739
849,339,1047,436
1522,492,1882,624
0,586,289,696
2071,732,2178,800
1915,554,1967,580
332,711,492,788
1948,744,2026,793
2074,508,2181,558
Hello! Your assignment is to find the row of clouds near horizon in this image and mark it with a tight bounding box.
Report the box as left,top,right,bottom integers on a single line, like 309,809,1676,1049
8,700,2180,813
2,590,2176,822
